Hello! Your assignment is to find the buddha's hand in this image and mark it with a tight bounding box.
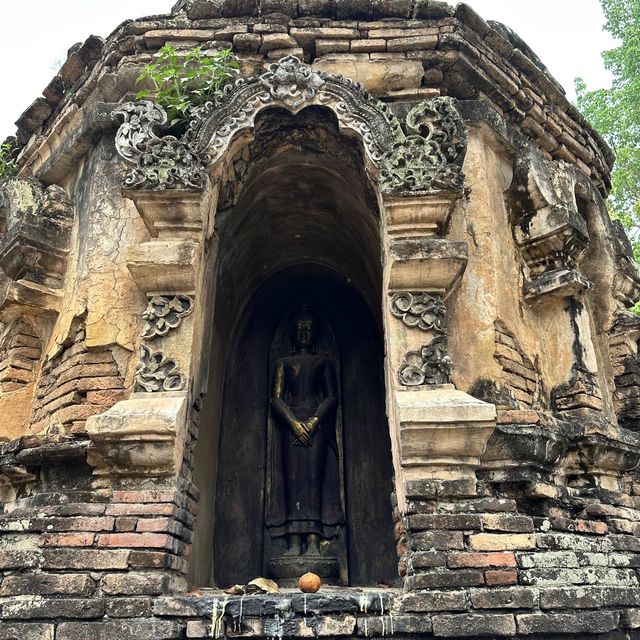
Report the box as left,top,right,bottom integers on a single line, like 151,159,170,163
291,420,312,446
304,416,320,435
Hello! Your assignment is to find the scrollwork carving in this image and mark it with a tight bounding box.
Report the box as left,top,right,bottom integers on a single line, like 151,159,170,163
381,97,467,195
259,54,325,108
184,55,402,167
398,337,452,386
134,345,186,392
113,101,206,191
141,294,194,340
390,292,446,333
405,97,467,163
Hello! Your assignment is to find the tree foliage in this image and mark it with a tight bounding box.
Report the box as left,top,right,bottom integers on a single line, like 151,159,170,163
575,0,640,260
136,44,239,131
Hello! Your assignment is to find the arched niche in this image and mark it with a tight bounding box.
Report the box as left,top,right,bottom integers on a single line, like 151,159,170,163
190,107,397,587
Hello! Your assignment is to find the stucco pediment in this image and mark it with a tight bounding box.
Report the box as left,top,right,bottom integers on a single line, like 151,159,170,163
114,56,468,198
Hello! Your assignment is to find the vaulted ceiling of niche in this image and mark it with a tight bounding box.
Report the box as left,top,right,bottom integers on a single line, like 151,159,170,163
214,107,382,324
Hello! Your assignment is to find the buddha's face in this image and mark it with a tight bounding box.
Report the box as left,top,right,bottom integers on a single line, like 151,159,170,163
295,317,314,349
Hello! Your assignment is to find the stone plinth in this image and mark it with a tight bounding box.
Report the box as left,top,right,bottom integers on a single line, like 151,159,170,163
394,385,496,481
127,240,200,294
124,188,205,239
86,393,188,482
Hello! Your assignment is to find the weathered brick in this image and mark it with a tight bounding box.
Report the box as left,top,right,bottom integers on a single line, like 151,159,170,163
136,518,182,535
539,586,640,609
518,551,581,569
56,620,181,640
433,613,516,637
96,533,174,549
233,33,262,52
129,551,183,570
470,587,537,609
411,551,447,569
536,532,614,553
485,569,518,586
316,38,351,55
408,514,481,531
111,491,177,504
413,569,484,589
0,573,96,596
448,552,516,568
482,514,534,533
411,530,464,551
101,572,174,596
0,549,39,569
350,39,386,52
115,517,139,532
43,548,129,570
611,534,640,551
520,567,638,587
259,32,298,52
400,590,467,613
39,533,95,547
468,533,536,551
0,623,54,640
186,620,208,638
368,27,439,38
85,389,126,405
387,35,438,51
516,611,620,635
105,503,176,517
356,614,430,636
1,597,105,620
105,597,153,618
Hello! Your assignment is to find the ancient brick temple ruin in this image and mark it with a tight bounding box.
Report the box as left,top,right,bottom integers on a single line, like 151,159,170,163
2,0,640,638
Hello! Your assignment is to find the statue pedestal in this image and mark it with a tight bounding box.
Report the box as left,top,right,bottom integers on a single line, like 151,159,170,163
268,555,340,586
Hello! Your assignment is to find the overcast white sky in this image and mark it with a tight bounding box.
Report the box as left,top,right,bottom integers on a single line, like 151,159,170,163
0,0,617,140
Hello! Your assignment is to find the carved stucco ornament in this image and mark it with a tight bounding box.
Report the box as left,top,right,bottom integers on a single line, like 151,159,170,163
141,294,194,340
113,101,206,190
185,55,402,167
390,292,446,333
380,98,467,195
398,336,452,386
114,56,467,195
134,345,186,392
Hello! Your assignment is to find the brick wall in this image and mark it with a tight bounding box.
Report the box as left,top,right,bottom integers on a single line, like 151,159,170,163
494,320,540,409
31,322,126,435
0,319,41,392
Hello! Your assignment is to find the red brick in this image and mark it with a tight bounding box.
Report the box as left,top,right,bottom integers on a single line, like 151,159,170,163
105,503,176,517
496,409,540,424
39,533,95,547
136,518,177,534
485,570,518,586
448,552,516,569
575,520,608,535
115,517,139,532
96,533,173,549
111,491,177,504
86,389,126,405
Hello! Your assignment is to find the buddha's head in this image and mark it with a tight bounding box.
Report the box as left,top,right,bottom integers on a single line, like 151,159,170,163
292,304,315,350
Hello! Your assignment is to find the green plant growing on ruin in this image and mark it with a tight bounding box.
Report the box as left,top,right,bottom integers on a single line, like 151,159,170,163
136,44,240,131
0,140,18,181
